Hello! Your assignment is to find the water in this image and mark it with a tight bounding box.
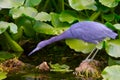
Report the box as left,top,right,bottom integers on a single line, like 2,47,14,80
4,72,80,80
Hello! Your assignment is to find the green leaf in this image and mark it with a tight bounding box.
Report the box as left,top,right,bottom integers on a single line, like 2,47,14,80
0,21,9,34
4,32,24,52
102,65,120,80
25,0,41,7
53,27,69,35
0,72,7,80
35,12,51,21
105,22,116,30
9,23,18,34
33,21,55,35
50,12,70,35
10,6,38,19
50,12,70,28
0,0,24,9
113,23,120,30
65,39,96,53
105,39,120,58
0,21,18,34
15,17,35,37
59,10,78,23
99,0,119,8
0,51,14,61
108,57,120,66
102,14,114,22
89,11,101,21
11,27,23,41
50,63,73,72
68,0,97,11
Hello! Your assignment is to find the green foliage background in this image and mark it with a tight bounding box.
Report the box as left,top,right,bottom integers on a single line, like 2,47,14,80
0,0,120,79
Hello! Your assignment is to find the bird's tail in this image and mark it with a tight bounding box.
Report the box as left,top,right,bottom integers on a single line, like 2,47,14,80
108,31,118,39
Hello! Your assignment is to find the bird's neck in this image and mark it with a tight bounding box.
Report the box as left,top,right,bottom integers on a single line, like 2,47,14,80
43,30,73,46
47,34,66,44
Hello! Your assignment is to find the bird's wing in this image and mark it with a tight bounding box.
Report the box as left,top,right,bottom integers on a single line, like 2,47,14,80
70,24,107,43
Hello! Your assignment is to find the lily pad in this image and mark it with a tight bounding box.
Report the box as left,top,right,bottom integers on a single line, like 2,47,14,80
99,0,119,8
105,39,120,58
33,21,55,35
114,23,120,30
9,23,18,34
0,21,9,34
59,10,78,23
25,0,41,7
35,12,51,21
65,39,96,53
0,72,7,80
10,6,38,19
50,63,73,72
50,12,70,28
0,21,18,34
0,0,24,9
68,0,97,11
102,65,120,80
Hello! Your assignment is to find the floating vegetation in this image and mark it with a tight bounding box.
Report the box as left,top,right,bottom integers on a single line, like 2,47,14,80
74,59,101,79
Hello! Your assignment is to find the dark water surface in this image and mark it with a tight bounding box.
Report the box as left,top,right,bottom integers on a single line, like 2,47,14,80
4,72,81,80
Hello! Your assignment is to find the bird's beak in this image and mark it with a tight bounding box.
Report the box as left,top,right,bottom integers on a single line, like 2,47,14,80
28,47,40,56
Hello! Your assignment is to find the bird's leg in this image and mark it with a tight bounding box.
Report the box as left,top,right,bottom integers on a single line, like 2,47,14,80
91,49,99,60
85,48,96,60
85,48,99,60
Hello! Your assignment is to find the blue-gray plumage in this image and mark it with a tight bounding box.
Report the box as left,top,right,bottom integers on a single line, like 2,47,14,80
28,21,117,56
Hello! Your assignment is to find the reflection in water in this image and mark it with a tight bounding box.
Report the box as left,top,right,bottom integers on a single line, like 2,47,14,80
4,72,77,80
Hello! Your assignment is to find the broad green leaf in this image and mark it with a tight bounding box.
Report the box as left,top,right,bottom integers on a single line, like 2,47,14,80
114,14,120,21
99,0,119,8
68,0,97,11
96,41,104,49
105,22,116,30
9,23,18,34
10,6,38,19
105,39,120,58
25,0,41,7
35,12,51,21
53,27,69,35
50,12,70,28
0,72,7,80
96,3,110,13
108,57,120,66
0,21,9,34
59,10,78,23
102,65,120,80
33,21,55,35
0,21,18,34
65,39,96,53
102,14,114,22
113,23,120,30
15,17,35,37
0,51,15,60
11,27,23,41
50,63,73,72
50,12,70,34
22,19,35,37
0,51,14,60
0,0,24,9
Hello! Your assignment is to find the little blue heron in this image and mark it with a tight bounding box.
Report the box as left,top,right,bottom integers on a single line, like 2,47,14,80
28,21,117,58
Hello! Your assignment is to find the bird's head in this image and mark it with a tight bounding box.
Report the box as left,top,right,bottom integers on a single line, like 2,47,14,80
28,40,48,56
